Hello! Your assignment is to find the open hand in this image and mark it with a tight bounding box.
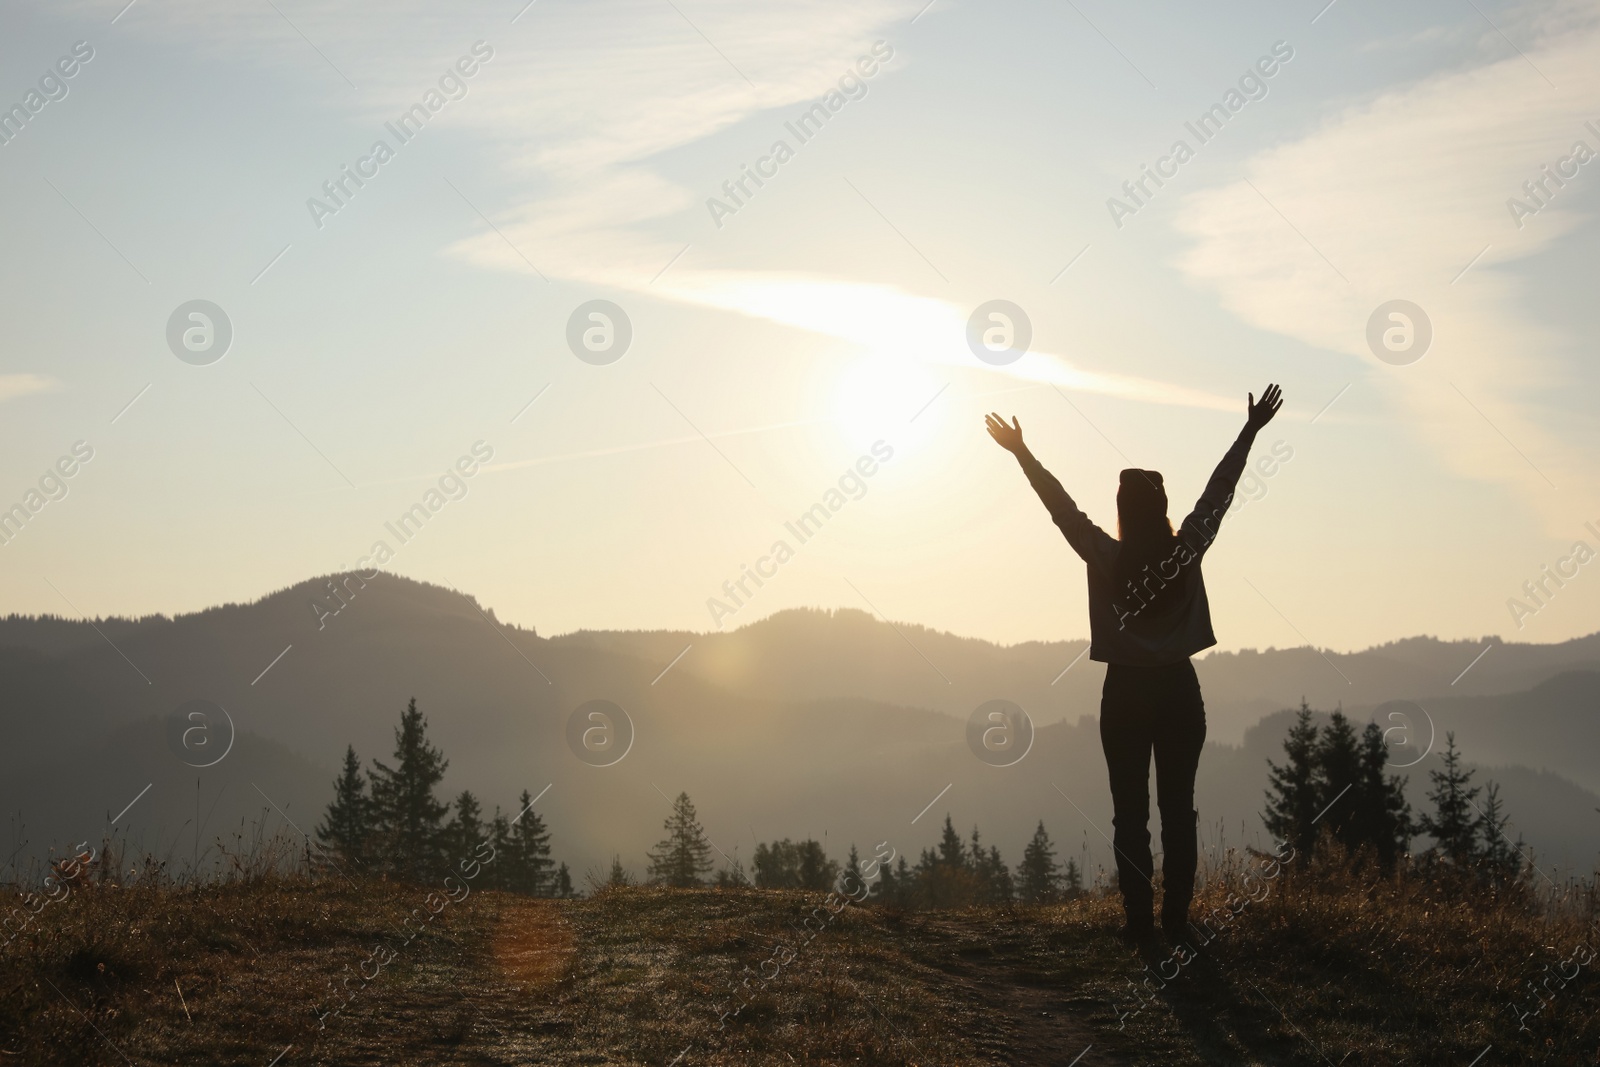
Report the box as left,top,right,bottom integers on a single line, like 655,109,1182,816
1246,384,1283,431
985,413,1026,454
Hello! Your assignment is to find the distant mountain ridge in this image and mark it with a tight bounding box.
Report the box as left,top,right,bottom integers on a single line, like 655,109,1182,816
551,604,1600,744
0,574,1595,883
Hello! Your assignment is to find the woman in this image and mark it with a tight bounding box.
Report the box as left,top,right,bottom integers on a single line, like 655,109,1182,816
985,384,1283,944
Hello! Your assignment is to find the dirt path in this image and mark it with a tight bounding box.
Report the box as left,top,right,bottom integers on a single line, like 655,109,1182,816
911,914,1129,1067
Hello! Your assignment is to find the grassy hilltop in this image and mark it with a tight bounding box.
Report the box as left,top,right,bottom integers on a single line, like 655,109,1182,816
3,849,1597,1066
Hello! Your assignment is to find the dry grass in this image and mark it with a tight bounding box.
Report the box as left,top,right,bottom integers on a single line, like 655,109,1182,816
1,850,1596,1065
1044,846,1600,1065
490,897,574,991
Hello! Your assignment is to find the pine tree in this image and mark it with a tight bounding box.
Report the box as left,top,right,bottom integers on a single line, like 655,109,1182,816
1314,709,1362,851
646,792,714,887
1418,733,1482,867
752,841,783,887
1479,781,1522,885
796,839,836,890
962,827,1012,904
714,854,749,887
316,745,371,870
1263,703,1321,853
443,790,484,865
842,844,865,897
1019,821,1062,904
368,698,451,882
892,856,912,906
911,817,983,907
606,855,632,887
751,839,838,890
983,844,1014,904
938,816,966,868
1353,722,1412,870
552,861,575,898
876,855,912,908
508,792,554,895
1063,856,1083,895
1313,710,1413,870
875,854,899,905
484,807,513,890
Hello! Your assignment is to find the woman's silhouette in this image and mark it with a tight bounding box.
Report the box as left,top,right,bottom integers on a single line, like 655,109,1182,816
986,384,1283,945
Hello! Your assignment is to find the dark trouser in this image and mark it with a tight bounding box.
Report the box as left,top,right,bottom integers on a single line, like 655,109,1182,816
1099,659,1207,933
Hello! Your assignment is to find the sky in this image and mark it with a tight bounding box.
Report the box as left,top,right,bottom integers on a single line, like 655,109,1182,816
1,0,1598,653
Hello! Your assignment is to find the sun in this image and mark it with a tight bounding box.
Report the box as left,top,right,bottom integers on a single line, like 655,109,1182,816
828,355,946,452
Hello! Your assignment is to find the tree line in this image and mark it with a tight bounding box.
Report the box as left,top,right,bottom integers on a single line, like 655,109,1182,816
1262,701,1524,883
315,698,574,896
872,817,1085,908
321,697,1524,904
618,792,1084,908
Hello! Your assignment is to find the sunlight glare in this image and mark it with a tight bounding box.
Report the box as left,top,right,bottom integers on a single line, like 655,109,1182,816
828,355,945,453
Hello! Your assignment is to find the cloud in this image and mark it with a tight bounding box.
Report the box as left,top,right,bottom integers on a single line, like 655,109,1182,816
76,0,1236,412
651,272,1240,410
1172,5,1600,520
0,375,59,402
81,0,919,175
445,185,1242,412
98,0,1595,435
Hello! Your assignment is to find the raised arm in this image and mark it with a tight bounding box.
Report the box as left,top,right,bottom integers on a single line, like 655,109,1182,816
1179,384,1283,553
986,413,1119,572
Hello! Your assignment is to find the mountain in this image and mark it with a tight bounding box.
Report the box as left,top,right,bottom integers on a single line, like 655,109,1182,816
551,608,1600,745
0,574,1595,884
1373,671,1600,793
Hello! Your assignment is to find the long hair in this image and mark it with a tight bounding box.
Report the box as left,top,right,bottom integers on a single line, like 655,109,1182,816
1113,469,1188,622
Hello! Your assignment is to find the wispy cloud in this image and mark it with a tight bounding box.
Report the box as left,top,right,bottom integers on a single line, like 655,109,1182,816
102,0,1598,435
0,374,60,403
651,272,1240,410
80,0,920,174
1172,5,1600,519
446,189,1242,410
87,0,1237,413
